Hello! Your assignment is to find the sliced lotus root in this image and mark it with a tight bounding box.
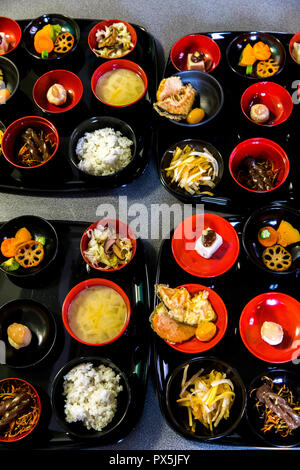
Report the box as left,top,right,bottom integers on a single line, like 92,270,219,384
262,244,292,272
256,58,280,78
15,240,44,268
53,32,75,54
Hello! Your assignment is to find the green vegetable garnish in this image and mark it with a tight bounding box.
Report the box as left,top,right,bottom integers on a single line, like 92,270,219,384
41,49,49,59
35,236,46,245
246,65,253,75
260,229,271,240
1,257,20,272
50,24,62,42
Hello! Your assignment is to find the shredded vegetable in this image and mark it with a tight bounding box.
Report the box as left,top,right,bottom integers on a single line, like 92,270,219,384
165,145,218,195
177,365,235,433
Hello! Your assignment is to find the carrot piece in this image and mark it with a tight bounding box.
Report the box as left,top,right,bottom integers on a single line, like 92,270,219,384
1,238,18,257
253,41,271,61
15,227,32,244
34,35,54,54
258,226,278,247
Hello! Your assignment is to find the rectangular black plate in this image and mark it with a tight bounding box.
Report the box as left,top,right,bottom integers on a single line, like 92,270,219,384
0,220,150,449
0,19,159,194
152,216,300,448
154,31,300,213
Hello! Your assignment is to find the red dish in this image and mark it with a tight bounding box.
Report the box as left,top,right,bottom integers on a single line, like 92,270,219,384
229,137,289,193
289,31,300,64
62,278,131,346
0,17,22,55
170,34,221,72
33,70,83,114
239,292,300,363
91,59,148,107
164,283,228,354
241,81,293,127
80,218,137,272
88,19,137,58
172,213,240,278
1,116,59,170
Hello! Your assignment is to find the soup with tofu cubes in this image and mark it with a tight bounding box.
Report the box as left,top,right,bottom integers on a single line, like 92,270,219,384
95,68,145,106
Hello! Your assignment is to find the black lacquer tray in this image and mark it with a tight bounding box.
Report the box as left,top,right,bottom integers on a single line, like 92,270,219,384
0,220,150,449
154,31,300,212
0,19,159,194
152,214,300,449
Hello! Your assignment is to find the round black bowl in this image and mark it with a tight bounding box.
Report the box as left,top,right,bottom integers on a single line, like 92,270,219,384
165,356,246,441
246,369,300,447
51,356,131,440
69,116,137,183
0,56,19,105
161,71,224,127
242,204,300,275
160,138,224,202
0,215,58,278
0,298,57,368
226,32,285,79
23,13,80,60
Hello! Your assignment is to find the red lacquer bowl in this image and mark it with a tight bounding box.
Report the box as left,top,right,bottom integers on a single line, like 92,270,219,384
0,17,22,55
88,19,137,59
239,292,300,363
1,116,59,169
172,213,240,278
163,283,228,354
229,137,289,193
62,278,131,346
289,31,300,64
33,69,83,114
80,218,137,272
241,81,293,127
91,59,148,107
170,34,221,72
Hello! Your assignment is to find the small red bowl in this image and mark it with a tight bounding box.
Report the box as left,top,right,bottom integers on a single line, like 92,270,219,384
229,137,289,193
88,19,137,59
289,31,300,65
0,17,22,55
172,213,240,278
241,82,293,127
170,34,221,72
1,116,59,170
80,218,137,272
239,292,300,363
33,70,83,114
0,377,41,442
62,278,131,346
163,284,228,354
91,59,148,107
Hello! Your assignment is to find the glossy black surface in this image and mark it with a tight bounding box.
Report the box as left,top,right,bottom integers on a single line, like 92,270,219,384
242,203,300,275
152,215,300,448
0,298,57,368
0,220,150,449
0,19,158,193
154,31,300,212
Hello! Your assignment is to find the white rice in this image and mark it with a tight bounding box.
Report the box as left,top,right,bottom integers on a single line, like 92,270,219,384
63,362,123,431
75,127,133,176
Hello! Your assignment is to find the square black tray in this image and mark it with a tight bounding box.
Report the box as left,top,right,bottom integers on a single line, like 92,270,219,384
0,19,159,194
0,220,150,449
152,215,300,449
154,31,300,213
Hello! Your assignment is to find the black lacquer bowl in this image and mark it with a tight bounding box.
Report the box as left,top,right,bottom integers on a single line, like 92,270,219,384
165,356,246,441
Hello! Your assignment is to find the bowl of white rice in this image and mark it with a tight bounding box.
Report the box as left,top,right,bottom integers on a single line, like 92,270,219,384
69,116,137,182
51,356,131,440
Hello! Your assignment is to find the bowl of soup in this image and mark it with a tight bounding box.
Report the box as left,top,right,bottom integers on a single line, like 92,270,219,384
91,59,148,107
62,278,131,346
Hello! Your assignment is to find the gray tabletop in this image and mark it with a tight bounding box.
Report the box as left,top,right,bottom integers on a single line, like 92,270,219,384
0,0,299,451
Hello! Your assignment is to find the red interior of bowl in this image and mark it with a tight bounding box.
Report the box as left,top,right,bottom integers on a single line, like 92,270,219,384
1,116,59,169
289,31,300,64
91,58,148,107
170,34,221,72
33,70,83,113
62,277,131,346
241,82,293,126
80,218,137,272
164,283,228,354
0,17,22,55
88,19,137,57
239,292,300,363
229,138,289,193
